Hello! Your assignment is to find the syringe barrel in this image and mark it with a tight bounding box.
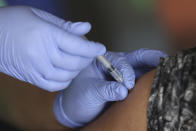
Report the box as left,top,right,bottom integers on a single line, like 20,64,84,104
97,55,123,83
109,67,123,83
96,55,112,69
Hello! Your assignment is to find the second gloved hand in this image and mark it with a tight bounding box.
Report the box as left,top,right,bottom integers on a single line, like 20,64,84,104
0,6,105,92
54,49,167,128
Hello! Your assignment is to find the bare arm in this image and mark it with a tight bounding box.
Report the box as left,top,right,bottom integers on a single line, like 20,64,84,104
82,70,156,131
0,73,70,130
83,47,196,131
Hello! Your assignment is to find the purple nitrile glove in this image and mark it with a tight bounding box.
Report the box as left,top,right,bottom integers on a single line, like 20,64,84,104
0,6,106,92
119,48,168,78
54,49,167,128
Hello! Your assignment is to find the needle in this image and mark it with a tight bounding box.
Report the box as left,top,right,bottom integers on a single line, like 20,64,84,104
97,55,123,83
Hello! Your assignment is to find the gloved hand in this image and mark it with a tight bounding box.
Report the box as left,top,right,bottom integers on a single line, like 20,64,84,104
118,48,168,78
54,49,167,128
0,6,105,92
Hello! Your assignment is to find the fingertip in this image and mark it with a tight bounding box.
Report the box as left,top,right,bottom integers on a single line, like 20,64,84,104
70,22,92,36
93,42,106,56
79,22,91,32
118,85,128,100
158,51,168,58
74,22,91,31
124,70,135,89
139,49,168,67
154,50,168,57
151,50,168,66
119,63,135,89
125,79,135,90
104,81,128,101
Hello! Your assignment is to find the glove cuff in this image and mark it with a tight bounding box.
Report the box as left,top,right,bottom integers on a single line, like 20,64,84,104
53,92,83,128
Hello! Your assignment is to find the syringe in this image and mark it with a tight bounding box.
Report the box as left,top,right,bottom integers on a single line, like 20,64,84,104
81,36,123,83
97,55,123,83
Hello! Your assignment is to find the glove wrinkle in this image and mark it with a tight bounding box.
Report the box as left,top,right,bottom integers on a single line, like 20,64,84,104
0,6,105,91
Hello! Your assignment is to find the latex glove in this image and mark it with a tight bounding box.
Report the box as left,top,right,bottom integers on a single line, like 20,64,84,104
118,48,168,78
0,6,105,92
54,49,167,128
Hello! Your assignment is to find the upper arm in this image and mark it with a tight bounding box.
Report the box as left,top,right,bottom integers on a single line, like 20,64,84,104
82,70,156,131
0,73,69,130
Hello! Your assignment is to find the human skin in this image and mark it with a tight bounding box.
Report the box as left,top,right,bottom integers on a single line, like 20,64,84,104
82,70,156,131
0,68,156,130
0,73,68,130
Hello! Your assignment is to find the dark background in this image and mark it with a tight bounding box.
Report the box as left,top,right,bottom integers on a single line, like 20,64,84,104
6,0,170,52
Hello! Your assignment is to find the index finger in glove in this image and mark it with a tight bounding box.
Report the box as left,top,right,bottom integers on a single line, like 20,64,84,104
53,29,106,58
125,48,168,68
31,8,92,36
